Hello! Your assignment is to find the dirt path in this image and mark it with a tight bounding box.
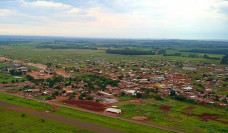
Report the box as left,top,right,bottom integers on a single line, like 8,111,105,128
0,101,122,133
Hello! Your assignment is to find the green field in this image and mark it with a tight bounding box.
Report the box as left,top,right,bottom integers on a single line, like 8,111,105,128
0,93,170,133
0,93,53,111
0,45,224,67
116,97,228,133
0,107,94,133
53,107,170,133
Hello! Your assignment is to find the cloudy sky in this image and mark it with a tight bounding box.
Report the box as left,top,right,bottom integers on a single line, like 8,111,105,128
0,0,228,39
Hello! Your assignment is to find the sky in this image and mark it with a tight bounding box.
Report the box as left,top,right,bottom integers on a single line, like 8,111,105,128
0,0,228,39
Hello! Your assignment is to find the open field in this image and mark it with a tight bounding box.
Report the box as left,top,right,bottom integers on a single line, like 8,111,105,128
116,97,228,133
0,45,224,66
0,93,171,133
0,106,94,133
0,93,53,111
53,107,170,133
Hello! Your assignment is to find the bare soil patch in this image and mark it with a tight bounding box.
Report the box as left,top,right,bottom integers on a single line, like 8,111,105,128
27,71,53,79
184,106,196,111
159,105,172,111
131,116,148,121
182,112,228,124
62,99,105,112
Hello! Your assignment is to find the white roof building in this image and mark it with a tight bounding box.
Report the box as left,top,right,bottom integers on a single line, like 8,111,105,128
106,108,121,114
183,86,193,91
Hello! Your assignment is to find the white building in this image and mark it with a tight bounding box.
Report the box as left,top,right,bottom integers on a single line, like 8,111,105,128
106,108,121,114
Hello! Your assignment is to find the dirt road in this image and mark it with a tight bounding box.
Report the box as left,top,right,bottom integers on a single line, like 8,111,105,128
0,101,122,133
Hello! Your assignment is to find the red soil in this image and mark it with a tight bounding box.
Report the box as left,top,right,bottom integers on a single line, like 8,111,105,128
159,105,172,111
184,106,196,111
182,112,228,124
131,116,148,121
62,99,105,112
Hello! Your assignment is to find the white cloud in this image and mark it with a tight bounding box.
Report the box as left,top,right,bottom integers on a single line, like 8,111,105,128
66,8,80,14
1,0,228,39
0,9,13,16
21,0,71,8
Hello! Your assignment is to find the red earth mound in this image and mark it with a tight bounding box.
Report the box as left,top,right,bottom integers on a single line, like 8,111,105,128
159,105,172,111
62,99,105,112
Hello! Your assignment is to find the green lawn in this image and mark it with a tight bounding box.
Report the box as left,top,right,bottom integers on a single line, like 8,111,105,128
116,98,228,133
0,93,53,111
0,107,94,133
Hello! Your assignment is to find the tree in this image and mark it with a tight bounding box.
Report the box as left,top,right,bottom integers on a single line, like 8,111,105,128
69,93,76,99
54,91,59,96
170,90,176,96
120,92,125,96
26,75,34,81
9,69,15,75
221,55,228,64
87,96,93,100
136,92,142,98
47,63,52,68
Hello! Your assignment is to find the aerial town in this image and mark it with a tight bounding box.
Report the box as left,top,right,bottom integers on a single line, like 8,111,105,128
1,55,227,116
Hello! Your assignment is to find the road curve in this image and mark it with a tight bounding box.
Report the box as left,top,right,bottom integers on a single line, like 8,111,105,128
0,101,122,133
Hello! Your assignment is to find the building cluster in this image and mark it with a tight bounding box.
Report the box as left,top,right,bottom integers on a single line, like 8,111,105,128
0,56,228,113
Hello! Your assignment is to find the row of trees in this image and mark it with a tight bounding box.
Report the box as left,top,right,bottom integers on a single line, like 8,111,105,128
106,48,156,55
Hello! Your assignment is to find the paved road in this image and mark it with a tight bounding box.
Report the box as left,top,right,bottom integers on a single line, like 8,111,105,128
0,92,186,133
0,101,122,133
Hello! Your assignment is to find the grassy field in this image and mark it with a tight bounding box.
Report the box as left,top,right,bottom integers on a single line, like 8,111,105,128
0,93,53,111
0,93,170,133
0,107,94,133
53,107,170,133
115,97,228,133
0,45,223,66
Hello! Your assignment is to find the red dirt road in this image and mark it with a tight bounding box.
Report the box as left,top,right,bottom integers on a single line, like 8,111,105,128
0,101,122,133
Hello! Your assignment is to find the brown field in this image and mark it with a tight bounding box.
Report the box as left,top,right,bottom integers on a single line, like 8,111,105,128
159,105,172,111
62,99,106,112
